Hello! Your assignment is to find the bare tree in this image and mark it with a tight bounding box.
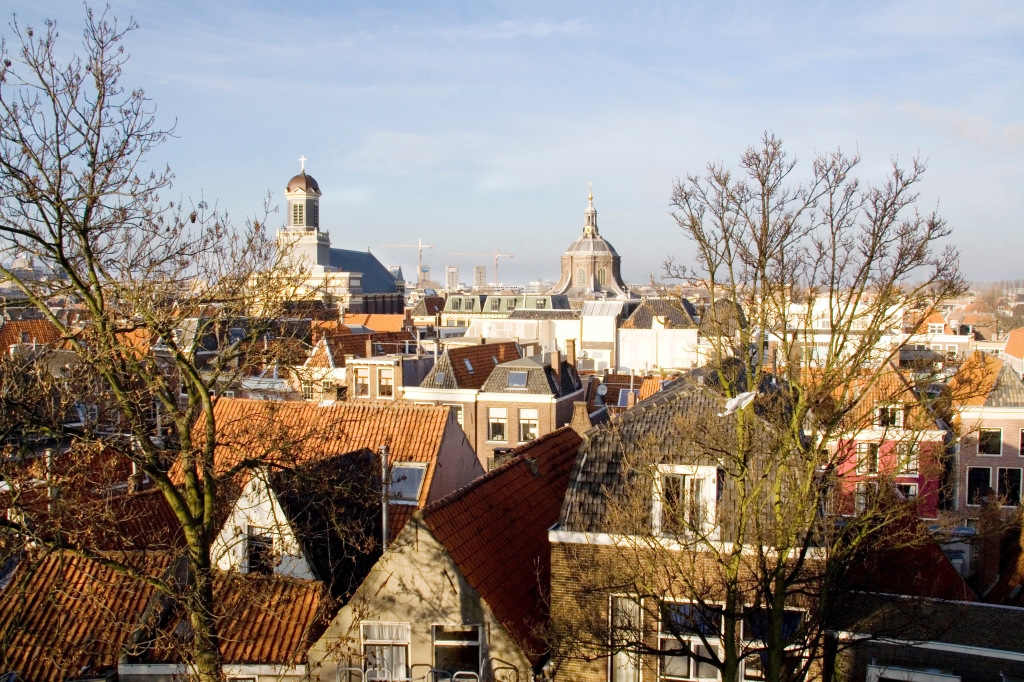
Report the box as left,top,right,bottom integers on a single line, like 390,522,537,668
0,9,318,679
550,134,974,682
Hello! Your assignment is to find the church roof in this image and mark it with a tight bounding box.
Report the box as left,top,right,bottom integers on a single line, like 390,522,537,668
564,233,619,256
329,249,399,294
287,171,320,193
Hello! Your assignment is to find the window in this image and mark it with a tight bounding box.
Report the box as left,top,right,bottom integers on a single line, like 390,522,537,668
519,408,539,442
654,466,718,537
443,403,464,426
618,388,640,407
452,299,462,311
378,369,394,398
301,381,313,401
321,380,336,401
490,298,501,311
978,428,1002,456
457,319,466,327
433,625,482,677
465,299,475,311
446,319,455,327
434,372,446,385
855,481,878,514
896,443,918,475
610,596,642,682
742,609,804,682
246,527,274,575
488,407,507,442
536,298,547,309
389,464,426,504
292,201,304,226
598,268,608,286
362,622,410,680
464,359,474,374
927,323,944,334
966,467,991,505
896,483,918,500
877,406,900,428
355,368,370,397
997,468,1022,506
577,268,587,286
507,371,528,388
856,443,879,474
660,603,721,681
508,298,517,311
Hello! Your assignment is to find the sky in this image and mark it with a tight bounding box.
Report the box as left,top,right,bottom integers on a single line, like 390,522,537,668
6,1,1024,285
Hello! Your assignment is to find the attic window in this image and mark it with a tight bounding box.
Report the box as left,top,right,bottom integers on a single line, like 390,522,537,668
928,323,944,334
490,298,501,311
434,372,446,385
246,527,274,575
465,299,475,311
536,299,546,309
389,465,426,505
464,359,474,373
507,371,528,388
452,299,462,311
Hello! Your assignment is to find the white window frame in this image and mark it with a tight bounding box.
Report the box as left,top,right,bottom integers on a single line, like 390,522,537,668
896,442,919,475
855,442,878,475
996,467,1022,507
443,403,464,427
652,465,719,540
658,600,722,681
740,607,807,682
378,368,394,399
487,407,508,443
431,623,483,678
292,201,304,226
966,466,992,507
389,463,427,505
608,594,642,682
927,323,944,334
355,368,371,398
361,621,411,681
876,405,901,429
865,665,959,682
977,427,1003,456
519,408,539,442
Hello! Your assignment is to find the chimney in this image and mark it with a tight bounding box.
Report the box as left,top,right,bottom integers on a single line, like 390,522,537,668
570,401,592,436
551,348,561,388
567,339,577,368
626,390,637,408
365,338,374,358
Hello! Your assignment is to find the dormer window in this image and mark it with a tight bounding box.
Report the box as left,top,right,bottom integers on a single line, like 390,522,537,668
246,527,274,575
507,371,528,388
536,299,546,309
465,299,475,311
490,298,501,311
434,372,446,385
876,406,900,428
652,465,719,538
452,299,462,311
292,202,304,226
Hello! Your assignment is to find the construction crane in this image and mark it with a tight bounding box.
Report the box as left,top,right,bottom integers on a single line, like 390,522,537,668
380,239,435,287
448,249,514,286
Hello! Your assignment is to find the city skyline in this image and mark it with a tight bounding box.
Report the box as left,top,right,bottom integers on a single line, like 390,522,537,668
9,0,1023,284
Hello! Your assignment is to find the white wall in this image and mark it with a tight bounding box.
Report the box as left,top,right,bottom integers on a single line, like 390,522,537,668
617,328,700,372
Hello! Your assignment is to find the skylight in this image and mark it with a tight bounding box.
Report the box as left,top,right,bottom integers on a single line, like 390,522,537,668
507,371,528,388
464,359,474,373
434,372,446,385
389,465,426,505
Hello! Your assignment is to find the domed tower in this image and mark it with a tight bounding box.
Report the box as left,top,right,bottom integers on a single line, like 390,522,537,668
549,187,631,300
278,157,331,269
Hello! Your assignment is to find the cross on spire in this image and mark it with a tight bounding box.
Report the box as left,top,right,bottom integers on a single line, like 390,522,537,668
299,156,307,172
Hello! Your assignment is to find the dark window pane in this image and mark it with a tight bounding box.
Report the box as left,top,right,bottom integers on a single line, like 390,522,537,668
663,603,721,636
967,468,991,504
998,468,1022,506
979,429,1002,455
507,371,528,388
247,531,274,575
389,466,425,502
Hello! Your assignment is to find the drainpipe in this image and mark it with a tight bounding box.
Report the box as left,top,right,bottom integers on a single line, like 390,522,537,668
379,445,390,551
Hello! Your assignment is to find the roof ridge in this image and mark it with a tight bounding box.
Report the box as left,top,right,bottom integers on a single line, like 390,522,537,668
421,427,577,519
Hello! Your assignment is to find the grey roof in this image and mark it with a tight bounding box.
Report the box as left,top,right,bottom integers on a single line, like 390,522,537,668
421,352,459,389
564,233,619,256
622,298,698,329
507,309,581,320
329,249,399,294
481,357,582,396
581,301,627,317
558,381,772,534
698,299,748,336
985,363,1024,407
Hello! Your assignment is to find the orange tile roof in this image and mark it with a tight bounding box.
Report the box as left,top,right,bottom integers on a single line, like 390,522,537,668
177,398,453,507
0,552,167,682
638,377,665,401
421,427,583,662
1005,327,1024,360
0,319,62,349
342,313,411,333
144,573,329,665
448,342,521,389
305,331,417,369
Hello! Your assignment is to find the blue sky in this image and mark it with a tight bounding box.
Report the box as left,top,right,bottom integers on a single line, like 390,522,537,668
9,1,1024,284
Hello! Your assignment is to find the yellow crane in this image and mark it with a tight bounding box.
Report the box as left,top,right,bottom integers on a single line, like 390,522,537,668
448,249,514,286
380,239,435,287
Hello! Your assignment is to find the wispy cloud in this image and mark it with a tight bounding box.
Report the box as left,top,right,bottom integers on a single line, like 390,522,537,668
902,100,1024,149
425,19,589,41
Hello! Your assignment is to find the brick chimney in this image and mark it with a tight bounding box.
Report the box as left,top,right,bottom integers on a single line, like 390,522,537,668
365,338,374,358
570,401,592,436
550,348,561,389
566,339,577,368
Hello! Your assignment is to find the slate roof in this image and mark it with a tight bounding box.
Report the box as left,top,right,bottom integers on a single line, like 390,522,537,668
421,427,583,663
0,551,167,682
621,298,698,329
559,381,771,533
480,356,583,397
329,249,398,294
270,449,383,599
420,341,521,390
411,296,445,317
698,299,747,336
507,309,581,320
951,352,1024,408
0,318,62,349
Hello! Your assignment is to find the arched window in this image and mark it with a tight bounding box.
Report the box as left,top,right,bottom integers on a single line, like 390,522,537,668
576,268,586,286
597,268,607,286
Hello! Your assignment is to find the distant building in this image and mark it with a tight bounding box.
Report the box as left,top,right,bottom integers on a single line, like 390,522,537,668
445,265,459,290
548,189,632,301
275,165,403,314
473,266,487,289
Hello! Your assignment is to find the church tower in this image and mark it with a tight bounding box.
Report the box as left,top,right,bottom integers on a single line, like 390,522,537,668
278,157,331,269
548,186,632,301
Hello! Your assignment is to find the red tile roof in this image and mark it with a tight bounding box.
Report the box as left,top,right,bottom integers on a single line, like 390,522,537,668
421,427,583,662
0,552,167,682
447,342,521,389
342,313,411,333
145,573,329,665
0,319,62,349
1005,327,1024,360
176,398,453,507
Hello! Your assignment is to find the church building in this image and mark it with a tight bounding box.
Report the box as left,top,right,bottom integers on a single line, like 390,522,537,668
276,161,404,314
548,189,632,301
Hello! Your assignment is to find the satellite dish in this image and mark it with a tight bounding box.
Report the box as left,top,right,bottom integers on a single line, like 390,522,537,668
596,384,608,396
